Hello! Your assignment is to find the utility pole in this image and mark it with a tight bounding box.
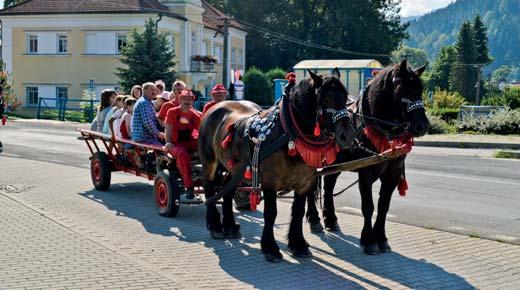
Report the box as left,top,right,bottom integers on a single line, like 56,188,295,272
401,52,412,62
475,64,484,105
219,16,232,87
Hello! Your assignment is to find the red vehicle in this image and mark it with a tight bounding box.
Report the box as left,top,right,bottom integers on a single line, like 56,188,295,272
77,129,253,217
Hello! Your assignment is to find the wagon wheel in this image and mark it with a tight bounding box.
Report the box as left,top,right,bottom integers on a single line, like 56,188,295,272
154,170,180,217
234,191,251,211
91,152,111,191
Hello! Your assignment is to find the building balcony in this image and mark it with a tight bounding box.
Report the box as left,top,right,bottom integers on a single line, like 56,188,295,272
191,61,216,72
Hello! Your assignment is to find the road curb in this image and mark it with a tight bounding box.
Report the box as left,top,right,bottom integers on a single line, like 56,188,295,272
495,150,520,159
415,140,520,150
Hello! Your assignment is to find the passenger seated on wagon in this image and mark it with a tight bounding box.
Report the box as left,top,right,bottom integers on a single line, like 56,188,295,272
131,82,165,146
164,89,201,199
90,89,116,133
107,95,129,137
202,84,227,116
120,97,137,140
103,95,126,134
157,80,186,125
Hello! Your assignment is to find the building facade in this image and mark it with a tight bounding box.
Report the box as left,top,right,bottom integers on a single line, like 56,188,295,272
0,0,246,115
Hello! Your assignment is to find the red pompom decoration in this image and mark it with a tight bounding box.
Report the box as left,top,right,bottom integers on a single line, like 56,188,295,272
227,159,234,169
398,178,408,197
1,116,6,125
313,122,321,136
249,190,261,211
244,166,252,179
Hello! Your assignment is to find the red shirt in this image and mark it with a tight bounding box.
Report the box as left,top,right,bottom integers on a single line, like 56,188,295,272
164,107,201,143
158,99,180,121
202,100,218,116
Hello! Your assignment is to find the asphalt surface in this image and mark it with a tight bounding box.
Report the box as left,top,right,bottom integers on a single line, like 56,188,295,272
1,120,520,243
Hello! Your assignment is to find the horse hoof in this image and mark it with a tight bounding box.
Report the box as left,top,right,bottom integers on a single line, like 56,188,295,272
224,225,242,239
264,252,283,263
210,230,225,240
378,241,392,253
363,243,380,255
309,221,324,233
289,247,312,258
325,221,340,232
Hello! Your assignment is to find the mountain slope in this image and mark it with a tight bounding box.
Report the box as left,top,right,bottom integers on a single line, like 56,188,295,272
405,0,520,70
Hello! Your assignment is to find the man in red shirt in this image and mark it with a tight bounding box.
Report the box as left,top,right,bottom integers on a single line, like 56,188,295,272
164,90,201,199
157,80,186,124
202,84,227,116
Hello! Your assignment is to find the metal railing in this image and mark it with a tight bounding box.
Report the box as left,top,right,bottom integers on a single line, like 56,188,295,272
190,61,216,73
37,97,99,122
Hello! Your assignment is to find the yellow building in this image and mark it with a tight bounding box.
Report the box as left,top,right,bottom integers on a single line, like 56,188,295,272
293,59,383,95
0,0,247,116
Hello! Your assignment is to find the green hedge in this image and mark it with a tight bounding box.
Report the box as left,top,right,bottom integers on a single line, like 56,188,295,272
426,113,453,134
428,107,460,121
456,109,520,135
243,67,272,106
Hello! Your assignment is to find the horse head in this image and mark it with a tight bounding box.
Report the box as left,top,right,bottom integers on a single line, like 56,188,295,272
290,68,355,150
367,60,430,138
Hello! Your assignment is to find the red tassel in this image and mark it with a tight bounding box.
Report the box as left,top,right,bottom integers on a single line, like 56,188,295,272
221,135,232,149
398,178,408,197
288,147,297,156
313,122,321,136
244,166,252,179
1,116,6,125
227,159,234,169
249,190,261,211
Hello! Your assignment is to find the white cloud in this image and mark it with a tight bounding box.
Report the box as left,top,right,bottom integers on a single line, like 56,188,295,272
400,0,455,17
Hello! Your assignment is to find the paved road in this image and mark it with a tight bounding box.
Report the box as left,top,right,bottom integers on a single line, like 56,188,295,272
2,120,520,243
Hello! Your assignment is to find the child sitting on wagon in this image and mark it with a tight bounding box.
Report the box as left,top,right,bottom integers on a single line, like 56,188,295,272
164,89,201,200
202,84,227,116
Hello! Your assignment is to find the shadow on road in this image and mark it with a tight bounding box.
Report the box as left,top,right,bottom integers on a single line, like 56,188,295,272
79,182,473,289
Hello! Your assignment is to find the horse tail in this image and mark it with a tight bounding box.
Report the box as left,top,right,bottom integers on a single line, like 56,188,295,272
205,161,247,205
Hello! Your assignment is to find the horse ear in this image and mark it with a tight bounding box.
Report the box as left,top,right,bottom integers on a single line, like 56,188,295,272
399,60,408,75
332,67,341,79
307,69,323,88
414,63,428,77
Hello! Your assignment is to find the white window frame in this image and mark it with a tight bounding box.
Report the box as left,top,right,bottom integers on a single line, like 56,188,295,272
191,31,197,56
57,34,68,54
26,86,39,107
214,45,222,64
116,33,128,54
231,47,237,65
238,49,244,66
27,34,38,54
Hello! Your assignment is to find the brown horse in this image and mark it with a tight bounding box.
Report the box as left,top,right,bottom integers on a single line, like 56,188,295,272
198,69,356,262
306,60,430,255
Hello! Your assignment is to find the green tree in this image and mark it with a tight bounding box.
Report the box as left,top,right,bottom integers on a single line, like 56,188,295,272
4,0,24,8
450,21,477,102
472,14,493,65
427,46,457,91
491,65,513,83
206,0,407,69
391,46,429,68
243,67,272,106
115,19,176,93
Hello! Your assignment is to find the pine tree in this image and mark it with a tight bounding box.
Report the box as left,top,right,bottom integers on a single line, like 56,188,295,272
472,15,493,65
427,46,457,91
450,21,477,102
115,19,177,93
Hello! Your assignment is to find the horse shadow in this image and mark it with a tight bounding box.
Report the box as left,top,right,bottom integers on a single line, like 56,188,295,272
79,182,473,289
311,230,475,289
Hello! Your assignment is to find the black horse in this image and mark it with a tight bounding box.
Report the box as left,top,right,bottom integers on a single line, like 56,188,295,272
307,60,430,255
199,69,356,262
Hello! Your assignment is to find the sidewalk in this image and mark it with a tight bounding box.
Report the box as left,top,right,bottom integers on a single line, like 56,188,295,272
416,134,520,149
1,156,519,289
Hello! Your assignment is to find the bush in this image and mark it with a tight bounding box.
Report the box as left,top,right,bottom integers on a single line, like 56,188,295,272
428,107,460,121
456,109,520,135
432,88,466,109
426,113,451,134
243,67,272,106
265,67,287,83
482,86,520,109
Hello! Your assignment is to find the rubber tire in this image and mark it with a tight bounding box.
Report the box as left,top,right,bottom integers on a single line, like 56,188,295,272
154,170,180,217
91,152,111,191
234,191,251,211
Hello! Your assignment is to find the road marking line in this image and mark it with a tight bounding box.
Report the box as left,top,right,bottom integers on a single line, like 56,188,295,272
407,169,520,186
340,206,396,218
0,153,21,157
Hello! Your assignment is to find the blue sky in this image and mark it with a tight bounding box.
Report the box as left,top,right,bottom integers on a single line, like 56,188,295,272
399,0,455,17
1,0,455,17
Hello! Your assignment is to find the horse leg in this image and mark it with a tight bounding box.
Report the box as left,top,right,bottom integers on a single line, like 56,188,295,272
358,170,378,255
222,187,241,238
373,167,400,253
261,189,282,263
203,162,224,239
306,179,324,233
288,193,311,257
323,172,341,231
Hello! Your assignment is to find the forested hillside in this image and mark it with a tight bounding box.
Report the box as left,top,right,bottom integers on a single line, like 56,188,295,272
405,0,520,70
